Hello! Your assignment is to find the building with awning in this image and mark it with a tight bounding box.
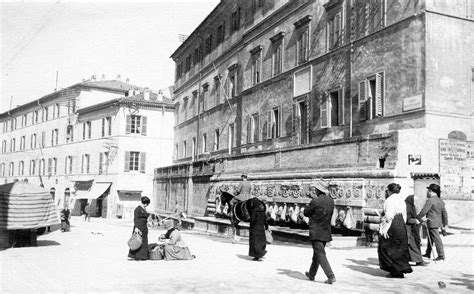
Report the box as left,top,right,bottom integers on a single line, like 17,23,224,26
0,80,175,219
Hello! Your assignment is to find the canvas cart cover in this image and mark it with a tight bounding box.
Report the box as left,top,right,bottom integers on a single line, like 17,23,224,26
0,182,60,230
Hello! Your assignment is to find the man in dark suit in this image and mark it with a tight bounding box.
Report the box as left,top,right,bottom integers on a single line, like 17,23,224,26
304,181,336,284
417,183,448,261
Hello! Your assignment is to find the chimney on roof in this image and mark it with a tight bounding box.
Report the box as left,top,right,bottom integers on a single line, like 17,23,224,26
101,74,106,81
125,78,130,83
157,90,163,102
144,88,151,100
117,74,121,81
91,75,96,81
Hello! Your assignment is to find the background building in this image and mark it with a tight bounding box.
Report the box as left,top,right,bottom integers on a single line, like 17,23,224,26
157,0,472,230
0,79,174,219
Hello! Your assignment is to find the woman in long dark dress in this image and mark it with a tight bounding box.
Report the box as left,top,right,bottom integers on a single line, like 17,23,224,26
128,196,150,260
378,183,413,278
248,197,268,261
405,195,425,266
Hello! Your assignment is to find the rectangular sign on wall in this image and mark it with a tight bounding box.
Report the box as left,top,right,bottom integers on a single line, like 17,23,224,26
403,94,422,111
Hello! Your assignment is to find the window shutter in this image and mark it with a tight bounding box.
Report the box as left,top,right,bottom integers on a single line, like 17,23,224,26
254,115,260,142
267,111,272,139
335,13,341,46
141,116,147,136
81,155,84,174
64,157,68,174
375,72,384,117
259,113,265,141
278,105,283,137
246,116,251,144
124,152,130,172
339,88,345,125
48,158,52,175
140,152,146,173
321,95,329,128
99,153,104,174
292,102,299,142
101,119,105,137
359,81,367,121
126,115,131,134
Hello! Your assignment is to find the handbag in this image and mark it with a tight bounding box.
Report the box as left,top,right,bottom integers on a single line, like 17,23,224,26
127,229,142,250
265,229,273,244
148,244,164,260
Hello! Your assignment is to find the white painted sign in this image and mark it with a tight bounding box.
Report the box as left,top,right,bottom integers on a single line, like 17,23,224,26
403,94,423,111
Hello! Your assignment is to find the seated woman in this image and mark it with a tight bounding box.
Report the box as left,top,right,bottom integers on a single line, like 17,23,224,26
159,220,195,261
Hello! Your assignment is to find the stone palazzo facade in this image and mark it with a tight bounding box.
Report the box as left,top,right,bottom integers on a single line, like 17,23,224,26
155,0,474,230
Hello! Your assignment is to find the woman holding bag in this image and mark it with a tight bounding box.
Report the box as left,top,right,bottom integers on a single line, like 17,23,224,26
128,196,150,261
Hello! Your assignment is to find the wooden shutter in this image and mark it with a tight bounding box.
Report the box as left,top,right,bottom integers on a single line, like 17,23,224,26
267,110,272,139
375,72,384,117
102,119,105,137
125,115,131,134
254,115,260,142
339,88,345,125
140,152,146,173
123,152,129,172
278,105,283,137
320,95,329,128
81,155,84,174
141,116,147,136
292,102,299,142
359,81,367,121
42,131,45,147
246,116,251,144
335,13,341,46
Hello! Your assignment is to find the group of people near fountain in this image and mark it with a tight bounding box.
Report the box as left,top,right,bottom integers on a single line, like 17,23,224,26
126,177,448,285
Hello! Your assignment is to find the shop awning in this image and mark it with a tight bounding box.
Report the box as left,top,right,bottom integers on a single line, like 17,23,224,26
76,182,111,200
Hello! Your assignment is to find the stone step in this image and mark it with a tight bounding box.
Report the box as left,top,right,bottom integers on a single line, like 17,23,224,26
192,216,364,248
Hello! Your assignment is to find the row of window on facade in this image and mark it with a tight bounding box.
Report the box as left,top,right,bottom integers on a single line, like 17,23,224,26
1,100,77,133
0,150,146,177
175,0,385,81
175,2,385,125
174,71,385,159
0,115,147,154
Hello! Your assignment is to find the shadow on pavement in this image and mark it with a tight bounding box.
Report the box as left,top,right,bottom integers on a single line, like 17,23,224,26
346,257,379,266
344,264,386,277
276,269,308,281
37,240,61,247
450,274,474,290
235,254,254,261
344,258,386,277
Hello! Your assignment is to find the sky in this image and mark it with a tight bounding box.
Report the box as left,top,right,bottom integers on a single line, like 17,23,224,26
0,0,219,113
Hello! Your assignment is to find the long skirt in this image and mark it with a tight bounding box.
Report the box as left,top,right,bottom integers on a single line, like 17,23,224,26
163,245,194,260
378,214,413,274
406,224,423,263
128,231,149,260
249,209,267,258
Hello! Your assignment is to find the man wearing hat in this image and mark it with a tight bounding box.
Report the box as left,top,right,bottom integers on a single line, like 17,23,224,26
417,183,448,261
304,181,336,284
235,173,252,202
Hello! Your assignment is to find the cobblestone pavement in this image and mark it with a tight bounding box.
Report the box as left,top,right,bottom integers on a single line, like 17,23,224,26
1,217,473,293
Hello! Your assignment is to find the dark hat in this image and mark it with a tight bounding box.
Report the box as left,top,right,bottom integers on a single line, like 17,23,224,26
241,173,248,178
427,183,441,195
